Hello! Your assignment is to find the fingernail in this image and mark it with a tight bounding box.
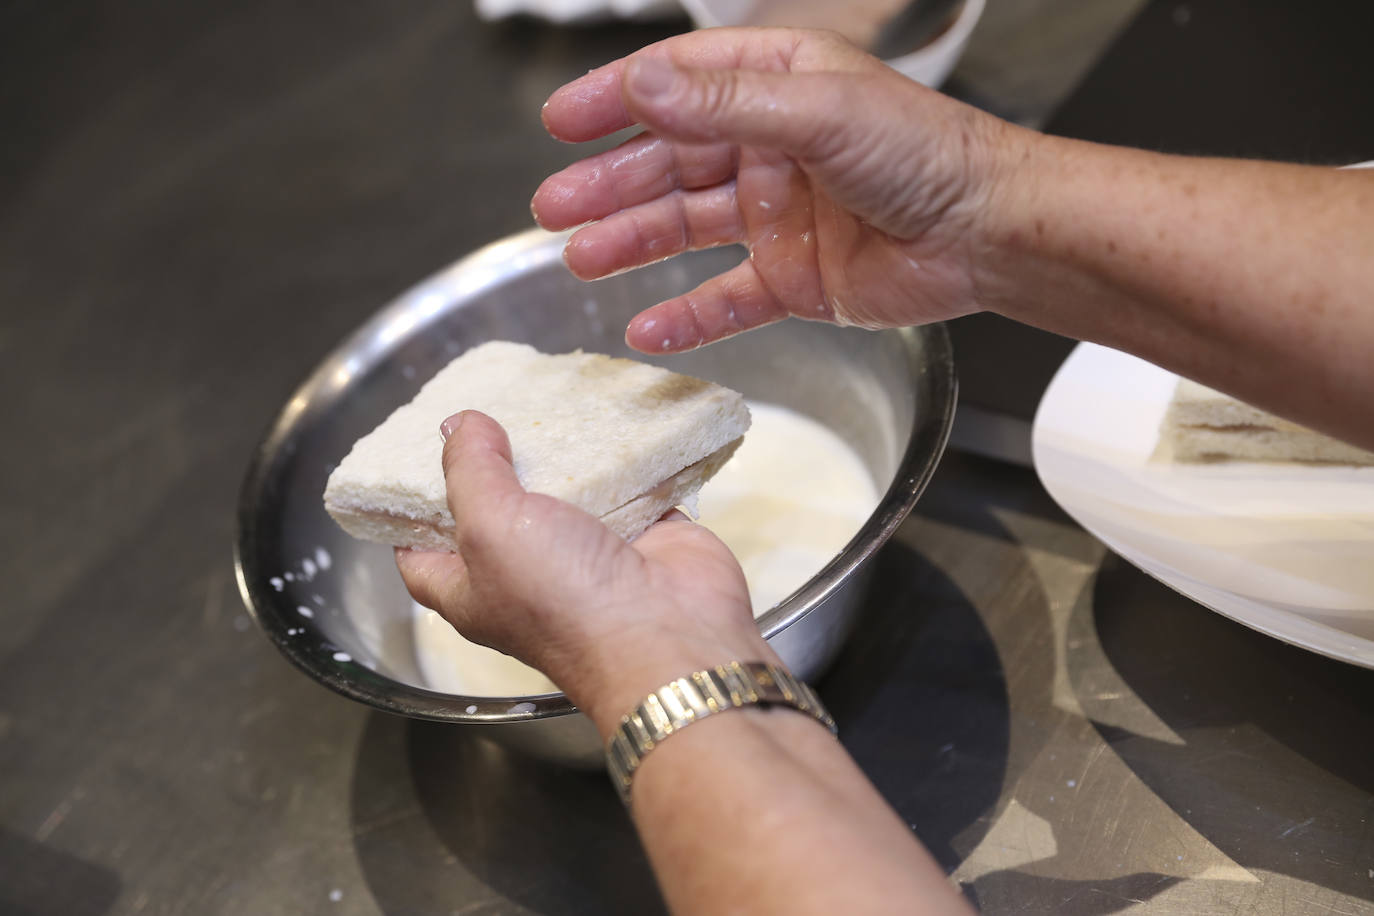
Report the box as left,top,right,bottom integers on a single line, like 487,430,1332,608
630,57,678,99
439,411,465,442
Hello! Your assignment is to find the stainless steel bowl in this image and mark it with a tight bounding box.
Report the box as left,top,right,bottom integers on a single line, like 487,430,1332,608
235,228,955,767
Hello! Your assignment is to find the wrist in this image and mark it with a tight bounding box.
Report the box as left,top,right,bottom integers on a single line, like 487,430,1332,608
559,623,780,740
966,123,1072,318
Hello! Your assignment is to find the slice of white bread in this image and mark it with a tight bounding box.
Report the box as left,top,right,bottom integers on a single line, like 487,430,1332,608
1159,378,1374,465
323,341,751,549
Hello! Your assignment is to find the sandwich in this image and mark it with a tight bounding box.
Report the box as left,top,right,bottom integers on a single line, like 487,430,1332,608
323,341,751,550
1159,378,1374,465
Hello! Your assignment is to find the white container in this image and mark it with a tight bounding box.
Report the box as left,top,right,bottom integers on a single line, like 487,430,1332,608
678,0,986,88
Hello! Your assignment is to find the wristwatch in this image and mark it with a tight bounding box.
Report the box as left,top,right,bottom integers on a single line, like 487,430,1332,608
605,660,838,805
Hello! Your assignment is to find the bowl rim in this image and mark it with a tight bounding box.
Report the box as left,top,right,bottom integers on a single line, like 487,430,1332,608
235,227,956,725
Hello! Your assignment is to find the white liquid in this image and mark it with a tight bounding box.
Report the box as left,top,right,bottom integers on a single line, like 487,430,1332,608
413,608,559,695
698,403,879,612
411,401,881,697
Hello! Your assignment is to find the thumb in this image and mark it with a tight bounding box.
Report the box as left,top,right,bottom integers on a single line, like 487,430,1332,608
439,409,522,528
621,56,869,164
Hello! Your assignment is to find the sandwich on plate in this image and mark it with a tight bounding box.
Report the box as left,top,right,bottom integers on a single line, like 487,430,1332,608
1159,378,1374,465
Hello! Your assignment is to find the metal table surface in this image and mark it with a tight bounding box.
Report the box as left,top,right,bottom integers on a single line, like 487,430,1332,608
3,2,1372,914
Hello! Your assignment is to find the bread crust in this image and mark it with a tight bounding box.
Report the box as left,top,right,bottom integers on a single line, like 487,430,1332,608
323,342,752,548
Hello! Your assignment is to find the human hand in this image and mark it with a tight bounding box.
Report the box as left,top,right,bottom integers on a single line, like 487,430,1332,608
394,410,777,736
532,28,1025,353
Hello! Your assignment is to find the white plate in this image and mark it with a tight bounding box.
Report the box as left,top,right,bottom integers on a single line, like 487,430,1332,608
1032,342,1374,667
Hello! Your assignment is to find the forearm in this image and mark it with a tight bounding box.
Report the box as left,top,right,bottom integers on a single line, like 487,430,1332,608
564,631,971,916
977,134,1374,448
631,707,970,915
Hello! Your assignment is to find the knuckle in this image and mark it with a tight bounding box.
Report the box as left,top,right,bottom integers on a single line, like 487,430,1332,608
809,27,849,51
455,490,522,562
456,514,500,563
694,70,740,126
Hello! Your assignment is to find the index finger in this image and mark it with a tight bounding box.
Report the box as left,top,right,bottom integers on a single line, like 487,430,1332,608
541,28,814,143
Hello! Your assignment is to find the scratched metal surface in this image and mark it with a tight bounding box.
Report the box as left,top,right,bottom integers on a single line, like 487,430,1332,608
3,2,1373,914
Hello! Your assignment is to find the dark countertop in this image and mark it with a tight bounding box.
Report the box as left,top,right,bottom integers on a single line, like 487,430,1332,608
3,2,1372,914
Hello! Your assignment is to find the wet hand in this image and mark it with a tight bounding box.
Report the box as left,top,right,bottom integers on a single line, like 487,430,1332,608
533,28,1022,352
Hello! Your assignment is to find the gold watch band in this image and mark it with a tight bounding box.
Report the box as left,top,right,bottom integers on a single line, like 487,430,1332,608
605,660,838,805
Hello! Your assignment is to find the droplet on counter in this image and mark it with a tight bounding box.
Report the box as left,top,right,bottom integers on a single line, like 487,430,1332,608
284,572,295,582
301,558,317,579
1066,779,1077,788
312,594,324,605
508,702,537,715
297,606,315,618
329,888,343,902
269,577,284,592
333,652,352,663
315,547,332,570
